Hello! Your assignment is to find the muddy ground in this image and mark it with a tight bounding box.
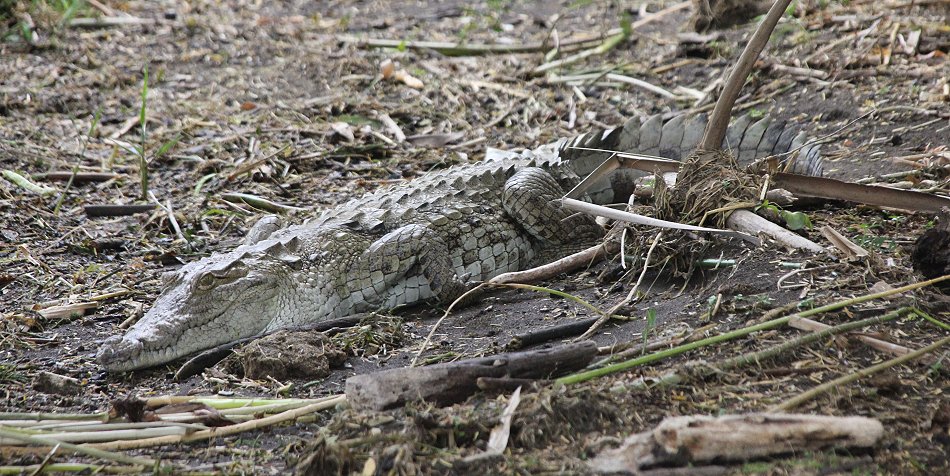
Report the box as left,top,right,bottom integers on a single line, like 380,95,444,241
1,0,949,474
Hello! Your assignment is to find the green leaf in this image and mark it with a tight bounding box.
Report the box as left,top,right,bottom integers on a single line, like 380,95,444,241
782,211,812,230
194,173,217,196
140,64,149,139
87,106,102,137
155,135,180,159
620,11,633,37
642,308,657,352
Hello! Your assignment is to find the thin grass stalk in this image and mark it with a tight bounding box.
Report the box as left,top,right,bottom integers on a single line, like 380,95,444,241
557,274,950,385
88,394,345,451
645,308,910,389
0,426,188,445
0,413,108,422
770,335,950,412
0,463,143,474
0,427,156,467
27,421,207,432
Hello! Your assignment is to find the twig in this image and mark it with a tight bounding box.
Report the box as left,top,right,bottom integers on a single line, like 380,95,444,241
577,232,664,341
496,283,609,317
490,240,614,284
788,315,911,356
339,35,603,56
29,442,58,476
546,72,679,99
770,335,950,412
226,143,292,180
69,17,157,28
85,0,119,17
534,32,628,75
148,193,186,243
83,204,156,217
220,192,304,213
36,172,121,183
534,2,691,74
377,113,406,143
507,317,600,350
776,265,838,290
410,283,488,367
0,463,147,474
561,198,745,237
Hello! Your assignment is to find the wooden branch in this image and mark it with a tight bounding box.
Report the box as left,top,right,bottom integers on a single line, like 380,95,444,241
490,241,614,285
590,413,883,472
346,341,597,411
506,317,600,350
700,0,794,150
726,210,824,253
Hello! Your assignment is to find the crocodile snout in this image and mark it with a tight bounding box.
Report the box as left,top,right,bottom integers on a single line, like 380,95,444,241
96,335,144,372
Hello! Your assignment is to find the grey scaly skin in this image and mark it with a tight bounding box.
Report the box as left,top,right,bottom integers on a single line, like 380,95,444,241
97,112,823,371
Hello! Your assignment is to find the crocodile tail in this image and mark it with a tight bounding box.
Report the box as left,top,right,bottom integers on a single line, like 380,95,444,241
561,113,823,177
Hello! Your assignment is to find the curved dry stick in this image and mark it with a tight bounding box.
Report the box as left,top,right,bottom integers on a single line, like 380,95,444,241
700,0,794,150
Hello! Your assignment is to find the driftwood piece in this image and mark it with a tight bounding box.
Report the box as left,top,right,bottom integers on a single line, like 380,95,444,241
346,341,597,411
726,209,824,253
590,413,883,473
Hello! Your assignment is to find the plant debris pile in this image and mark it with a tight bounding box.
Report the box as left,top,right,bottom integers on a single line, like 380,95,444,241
295,385,625,474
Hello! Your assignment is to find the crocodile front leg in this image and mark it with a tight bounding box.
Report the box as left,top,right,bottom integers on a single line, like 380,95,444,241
502,167,604,257
352,223,472,309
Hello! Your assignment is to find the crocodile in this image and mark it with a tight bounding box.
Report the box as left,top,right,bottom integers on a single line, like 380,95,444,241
96,112,823,371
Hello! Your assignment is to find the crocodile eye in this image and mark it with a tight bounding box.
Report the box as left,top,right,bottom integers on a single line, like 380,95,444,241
196,273,217,290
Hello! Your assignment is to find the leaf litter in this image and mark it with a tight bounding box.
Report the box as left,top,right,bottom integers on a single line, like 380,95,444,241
1,0,949,474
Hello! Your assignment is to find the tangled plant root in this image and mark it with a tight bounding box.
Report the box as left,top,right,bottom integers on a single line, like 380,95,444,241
660,149,761,227
621,149,762,279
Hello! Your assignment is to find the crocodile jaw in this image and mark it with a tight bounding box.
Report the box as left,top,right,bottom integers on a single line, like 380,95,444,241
96,247,292,372
96,306,259,372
